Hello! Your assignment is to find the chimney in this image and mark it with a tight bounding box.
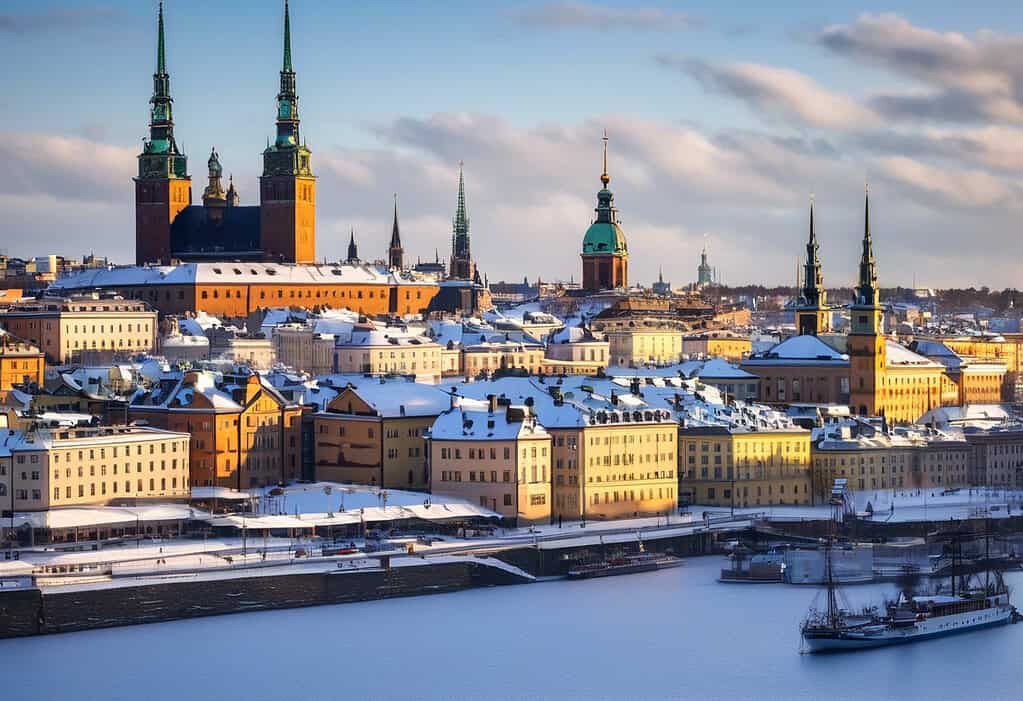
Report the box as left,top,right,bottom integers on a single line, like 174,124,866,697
487,394,497,415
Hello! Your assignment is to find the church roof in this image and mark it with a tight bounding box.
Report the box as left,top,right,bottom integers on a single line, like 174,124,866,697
170,205,262,258
582,218,628,255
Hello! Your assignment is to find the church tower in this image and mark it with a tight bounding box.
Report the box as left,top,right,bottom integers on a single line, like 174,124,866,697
848,184,886,416
796,197,831,336
581,133,628,291
135,2,191,266
388,195,404,270
449,163,475,280
260,1,315,264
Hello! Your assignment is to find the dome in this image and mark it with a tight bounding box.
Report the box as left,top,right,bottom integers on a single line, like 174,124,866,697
583,221,628,255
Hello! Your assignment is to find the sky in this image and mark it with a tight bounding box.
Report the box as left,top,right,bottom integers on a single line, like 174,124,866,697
2,1,1023,289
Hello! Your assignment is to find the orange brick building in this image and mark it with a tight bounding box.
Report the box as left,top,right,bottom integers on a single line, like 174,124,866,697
129,370,302,489
135,3,316,266
49,263,441,319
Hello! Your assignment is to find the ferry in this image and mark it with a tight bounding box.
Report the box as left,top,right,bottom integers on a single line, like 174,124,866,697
801,536,1019,653
567,552,683,580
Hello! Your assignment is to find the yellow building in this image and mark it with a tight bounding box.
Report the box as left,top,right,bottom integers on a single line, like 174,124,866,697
679,423,813,507
811,424,970,499
0,334,45,390
429,396,552,525
541,335,610,376
550,413,677,521
2,425,190,511
605,325,683,368
313,382,450,490
682,331,752,362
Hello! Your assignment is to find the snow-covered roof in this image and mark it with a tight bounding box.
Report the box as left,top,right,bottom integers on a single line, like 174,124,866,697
9,504,201,530
743,335,848,366
430,400,549,441
49,262,438,292
689,358,757,380
884,340,942,368
323,382,452,418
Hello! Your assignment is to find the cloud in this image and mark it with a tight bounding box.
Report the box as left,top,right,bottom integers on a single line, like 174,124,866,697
508,2,700,32
659,57,878,130
816,14,1023,124
873,155,1019,209
0,6,117,34
5,109,1023,286
0,132,135,203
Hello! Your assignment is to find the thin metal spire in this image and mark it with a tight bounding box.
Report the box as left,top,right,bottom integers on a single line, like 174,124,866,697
157,1,166,74
283,0,293,72
601,130,610,187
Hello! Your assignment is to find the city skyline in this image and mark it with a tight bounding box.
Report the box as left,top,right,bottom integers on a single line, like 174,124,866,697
3,1,1023,287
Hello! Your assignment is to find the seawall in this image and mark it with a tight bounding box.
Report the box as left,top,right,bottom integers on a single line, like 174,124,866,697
0,559,521,639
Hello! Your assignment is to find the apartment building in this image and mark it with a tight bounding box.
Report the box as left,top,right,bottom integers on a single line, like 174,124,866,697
0,295,157,364
1,425,189,512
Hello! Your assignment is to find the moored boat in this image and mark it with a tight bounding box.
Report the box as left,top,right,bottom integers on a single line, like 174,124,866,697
801,532,1019,653
567,552,683,580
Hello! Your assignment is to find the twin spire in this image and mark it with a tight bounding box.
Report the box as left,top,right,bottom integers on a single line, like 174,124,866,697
798,182,878,312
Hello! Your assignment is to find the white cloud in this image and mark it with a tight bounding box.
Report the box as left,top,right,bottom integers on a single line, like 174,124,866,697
663,57,878,130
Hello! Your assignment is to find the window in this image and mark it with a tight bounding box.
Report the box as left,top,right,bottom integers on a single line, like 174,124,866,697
503,494,512,506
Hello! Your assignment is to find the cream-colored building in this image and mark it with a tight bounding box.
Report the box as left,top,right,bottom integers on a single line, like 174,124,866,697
462,341,546,379
2,425,190,511
274,323,335,375
429,396,552,525
334,327,442,383
0,295,156,364
605,325,683,368
541,327,610,376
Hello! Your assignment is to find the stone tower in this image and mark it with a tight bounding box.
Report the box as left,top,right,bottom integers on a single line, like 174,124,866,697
260,1,315,264
135,2,191,266
449,163,475,280
581,133,628,291
848,184,886,416
796,197,831,336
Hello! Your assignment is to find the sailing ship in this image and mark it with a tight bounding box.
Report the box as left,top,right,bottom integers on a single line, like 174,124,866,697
801,532,1019,653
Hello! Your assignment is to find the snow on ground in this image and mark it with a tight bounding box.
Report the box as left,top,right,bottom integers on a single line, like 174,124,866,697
254,481,462,516
693,487,1023,523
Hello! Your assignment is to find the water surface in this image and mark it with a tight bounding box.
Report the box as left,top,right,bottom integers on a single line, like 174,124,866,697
1,556,1019,700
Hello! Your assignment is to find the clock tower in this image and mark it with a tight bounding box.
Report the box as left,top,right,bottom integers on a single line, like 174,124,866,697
260,1,316,264
135,2,191,266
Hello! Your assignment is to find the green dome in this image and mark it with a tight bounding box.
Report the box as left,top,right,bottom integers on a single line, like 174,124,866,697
582,221,627,255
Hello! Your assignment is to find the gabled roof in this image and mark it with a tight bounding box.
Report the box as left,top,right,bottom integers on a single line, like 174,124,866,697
742,335,849,367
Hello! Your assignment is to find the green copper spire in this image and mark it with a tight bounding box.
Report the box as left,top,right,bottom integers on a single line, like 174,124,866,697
157,1,166,74
283,0,292,72
449,162,475,279
263,0,311,176
138,1,186,180
582,133,627,256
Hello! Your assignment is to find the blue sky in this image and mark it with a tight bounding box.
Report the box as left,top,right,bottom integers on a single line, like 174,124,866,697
3,1,1023,288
